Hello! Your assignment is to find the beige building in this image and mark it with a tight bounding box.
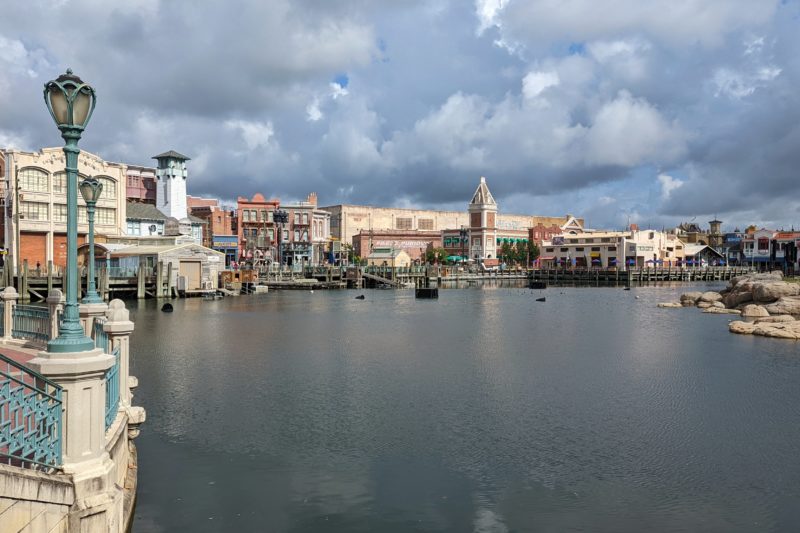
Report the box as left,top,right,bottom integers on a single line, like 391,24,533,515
366,247,412,268
2,147,127,272
540,229,686,268
322,179,583,249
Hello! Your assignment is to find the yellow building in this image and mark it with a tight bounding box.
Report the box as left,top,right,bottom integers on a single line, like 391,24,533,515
366,247,412,268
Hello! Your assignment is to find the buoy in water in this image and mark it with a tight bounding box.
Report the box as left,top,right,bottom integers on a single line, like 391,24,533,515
161,303,174,312
535,297,546,302
355,294,366,300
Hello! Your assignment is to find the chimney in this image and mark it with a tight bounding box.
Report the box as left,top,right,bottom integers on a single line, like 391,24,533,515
307,192,318,206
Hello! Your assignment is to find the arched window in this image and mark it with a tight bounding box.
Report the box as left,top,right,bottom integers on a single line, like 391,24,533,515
53,172,89,195
96,176,117,199
18,168,49,192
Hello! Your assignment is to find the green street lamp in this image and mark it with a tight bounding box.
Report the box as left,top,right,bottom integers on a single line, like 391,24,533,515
43,68,96,353
79,177,103,304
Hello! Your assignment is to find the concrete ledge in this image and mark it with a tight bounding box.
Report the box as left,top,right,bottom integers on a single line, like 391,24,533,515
0,463,75,506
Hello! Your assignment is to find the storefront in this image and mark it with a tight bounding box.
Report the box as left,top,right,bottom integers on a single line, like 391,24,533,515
212,235,238,267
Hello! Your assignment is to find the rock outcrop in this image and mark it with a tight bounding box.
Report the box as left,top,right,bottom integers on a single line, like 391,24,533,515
765,296,800,315
680,292,703,306
741,304,770,318
729,321,756,335
752,282,800,303
658,302,683,308
699,291,723,303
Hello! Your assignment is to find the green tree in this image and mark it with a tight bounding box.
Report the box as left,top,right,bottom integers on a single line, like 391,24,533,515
500,242,513,264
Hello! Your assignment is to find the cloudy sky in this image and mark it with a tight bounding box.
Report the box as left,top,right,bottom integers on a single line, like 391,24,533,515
1,0,799,231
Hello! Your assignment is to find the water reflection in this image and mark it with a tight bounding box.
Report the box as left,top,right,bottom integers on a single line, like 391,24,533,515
131,285,800,532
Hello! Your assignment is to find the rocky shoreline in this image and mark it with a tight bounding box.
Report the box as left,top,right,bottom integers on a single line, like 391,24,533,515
658,271,800,340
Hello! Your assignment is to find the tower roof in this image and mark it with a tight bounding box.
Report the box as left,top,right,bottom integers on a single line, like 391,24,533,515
470,176,496,206
152,150,190,161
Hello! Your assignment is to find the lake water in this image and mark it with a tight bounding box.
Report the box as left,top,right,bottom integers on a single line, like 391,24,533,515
129,283,800,532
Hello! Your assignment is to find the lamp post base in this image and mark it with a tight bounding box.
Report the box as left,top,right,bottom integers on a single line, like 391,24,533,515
47,334,96,353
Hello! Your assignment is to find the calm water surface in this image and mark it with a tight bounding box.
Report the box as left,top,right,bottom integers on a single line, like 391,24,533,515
130,284,800,532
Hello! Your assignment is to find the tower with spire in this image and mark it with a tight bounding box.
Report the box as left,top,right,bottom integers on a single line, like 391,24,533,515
468,176,498,260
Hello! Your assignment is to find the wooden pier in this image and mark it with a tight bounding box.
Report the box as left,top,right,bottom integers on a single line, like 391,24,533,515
528,267,753,286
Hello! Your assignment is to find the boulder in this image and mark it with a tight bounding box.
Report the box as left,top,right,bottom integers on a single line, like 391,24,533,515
699,291,723,303
723,286,753,308
754,315,795,323
680,292,703,306
711,301,726,309
752,282,800,303
702,307,741,314
741,304,770,318
765,296,800,316
729,321,756,334
752,322,800,340
696,301,712,309
658,302,683,308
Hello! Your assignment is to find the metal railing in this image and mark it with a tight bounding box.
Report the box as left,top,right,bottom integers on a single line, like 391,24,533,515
0,353,63,470
107,266,138,278
12,305,50,343
0,302,4,337
105,346,120,430
94,317,109,353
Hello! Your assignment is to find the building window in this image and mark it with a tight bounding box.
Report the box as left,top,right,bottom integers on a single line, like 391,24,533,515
419,218,434,230
260,209,267,222
301,230,308,241
53,172,67,194
302,213,308,224
294,213,300,225
268,211,274,223
19,168,49,192
78,206,87,224
21,201,49,220
127,221,141,235
591,247,600,251
53,204,67,223
560,247,568,252
96,207,116,225
576,247,584,251
396,217,412,230
294,229,300,241
268,228,274,241
96,176,117,199
242,210,250,223
283,230,289,241
546,248,554,253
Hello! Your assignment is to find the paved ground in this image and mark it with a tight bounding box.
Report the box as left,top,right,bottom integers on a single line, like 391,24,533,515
0,344,38,367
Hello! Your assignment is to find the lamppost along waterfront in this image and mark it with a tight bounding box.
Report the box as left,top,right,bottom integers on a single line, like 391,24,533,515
44,68,96,353
79,176,103,304
460,226,468,262
274,209,289,267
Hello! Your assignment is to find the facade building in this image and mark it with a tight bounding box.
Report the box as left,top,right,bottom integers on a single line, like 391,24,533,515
125,164,157,204
540,229,686,268
187,195,237,264
353,229,441,261
237,193,280,264
2,147,127,271
742,228,775,267
366,247,412,268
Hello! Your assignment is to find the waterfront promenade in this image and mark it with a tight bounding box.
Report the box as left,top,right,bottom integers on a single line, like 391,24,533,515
0,289,144,531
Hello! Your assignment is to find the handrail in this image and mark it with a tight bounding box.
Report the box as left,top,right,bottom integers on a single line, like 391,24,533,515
0,352,63,470
12,304,50,344
104,346,120,430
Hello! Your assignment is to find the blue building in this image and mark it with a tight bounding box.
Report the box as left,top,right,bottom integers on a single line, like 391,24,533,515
211,235,238,267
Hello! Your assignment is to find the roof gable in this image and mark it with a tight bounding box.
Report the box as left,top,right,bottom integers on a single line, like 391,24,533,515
470,176,496,206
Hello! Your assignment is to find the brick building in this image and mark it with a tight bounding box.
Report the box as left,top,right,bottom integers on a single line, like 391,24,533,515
125,165,156,204
353,229,442,261
237,193,280,264
188,195,237,266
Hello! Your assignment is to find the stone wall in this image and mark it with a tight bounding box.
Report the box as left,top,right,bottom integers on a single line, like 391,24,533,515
0,464,74,532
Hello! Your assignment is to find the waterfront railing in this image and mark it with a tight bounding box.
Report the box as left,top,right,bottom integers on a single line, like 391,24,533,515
12,305,50,344
105,345,120,430
0,352,63,470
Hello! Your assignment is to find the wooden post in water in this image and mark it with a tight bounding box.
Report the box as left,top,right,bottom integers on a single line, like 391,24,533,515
166,262,173,298
137,264,146,299
156,261,164,298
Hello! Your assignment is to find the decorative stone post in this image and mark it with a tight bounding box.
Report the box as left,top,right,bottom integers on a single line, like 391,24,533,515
47,289,65,341
27,336,121,530
79,301,109,340
104,300,146,437
1,286,18,341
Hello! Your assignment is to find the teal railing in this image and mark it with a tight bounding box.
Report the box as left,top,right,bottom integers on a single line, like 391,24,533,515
0,302,4,337
12,305,50,343
94,317,109,353
0,353,63,469
105,346,120,430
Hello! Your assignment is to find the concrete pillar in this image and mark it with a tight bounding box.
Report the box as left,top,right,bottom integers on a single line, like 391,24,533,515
2,286,18,340
103,300,145,438
27,347,121,531
47,289,65,341
79,301,109,339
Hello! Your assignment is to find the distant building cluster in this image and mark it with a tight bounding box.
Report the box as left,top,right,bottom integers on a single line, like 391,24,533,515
2,145,797,274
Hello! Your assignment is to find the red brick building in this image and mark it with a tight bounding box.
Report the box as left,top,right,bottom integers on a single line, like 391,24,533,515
237,193,280,263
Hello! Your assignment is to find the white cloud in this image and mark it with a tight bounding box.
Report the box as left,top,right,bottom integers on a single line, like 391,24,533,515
583,91,686,167
522,70,559,100
306,98,323,122
224,119,275,151
657,173,683,199
713,65,781,99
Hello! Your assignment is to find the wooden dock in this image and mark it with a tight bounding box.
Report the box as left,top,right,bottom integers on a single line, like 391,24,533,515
528,267,753,286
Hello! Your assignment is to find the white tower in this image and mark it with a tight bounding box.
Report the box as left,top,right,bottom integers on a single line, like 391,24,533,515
153,150,190,220
468,176,498,260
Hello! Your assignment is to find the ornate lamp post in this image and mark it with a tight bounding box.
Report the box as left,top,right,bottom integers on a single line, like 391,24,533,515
79,177,103,304
459,226,468,262
274,209,289,267
43,69,96,353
